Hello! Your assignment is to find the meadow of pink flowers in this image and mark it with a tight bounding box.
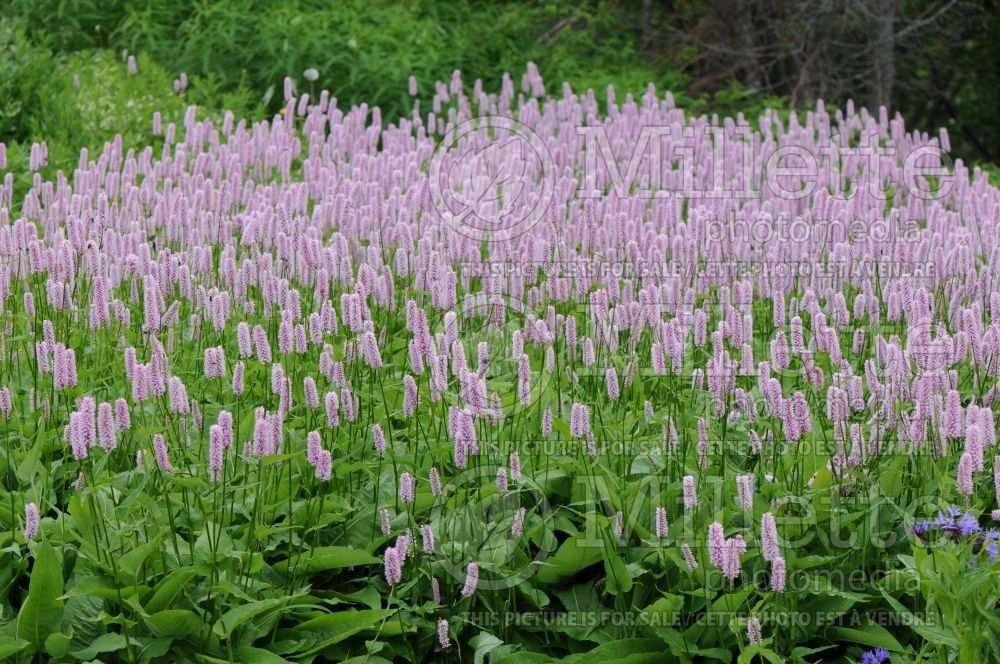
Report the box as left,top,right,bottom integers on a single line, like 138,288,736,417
1,66,999,662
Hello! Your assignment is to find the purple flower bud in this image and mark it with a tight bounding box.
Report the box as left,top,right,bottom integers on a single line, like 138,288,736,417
655,506,669,538
510,452,521,482
97,402,116,450
253,325,272,364
325,391,340,427
153,434,173,473
209,424,224,482
511,507,526,536
421,524,434,553
605,366,619,401
232,361,245,395
736,474,755,509
771,556,786,592
303,377,319,408
437,618,450,648
399,472,415,503
24,502,39,540
683,475,698,510
681,543,698,571
314,450,332,480
403,375,418,417
115,398,131,430
461,562,479,597
569,402,590,438
383,546,402,585
761,512,780,562
372,423,387,456
0,387,11,421
958,452,974,496
708,522,725,568
496,467,508,490
747,617,762,645
168,376,190,414
541,408,553,438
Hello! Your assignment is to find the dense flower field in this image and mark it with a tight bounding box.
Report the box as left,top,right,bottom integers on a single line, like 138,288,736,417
0,66,999,663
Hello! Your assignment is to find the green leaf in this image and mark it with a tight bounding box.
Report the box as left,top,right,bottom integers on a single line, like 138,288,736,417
119,538,162,584
639,596,686,653
17,542,65,650
137,637,173,664
563,638,664,663
738,646,785,664
536,533,604,585
291,609,394,655
470,631,504,664
147,609,202,638
827,625,903,651
0,636,30,658
44,632,72,658
552,583,602,641
233,647,293,663
272,546,380,575
61,574,123,602
879,588,959,647
603,552,633,595
496,653,555,664
145,567,199,614
63,595,104,652
70,632,128,660
213,597,291,638
16,441,43,485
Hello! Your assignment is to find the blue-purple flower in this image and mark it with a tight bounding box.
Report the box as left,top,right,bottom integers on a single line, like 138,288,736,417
973,529,1000,563
860,647,889,664
932,505,981,538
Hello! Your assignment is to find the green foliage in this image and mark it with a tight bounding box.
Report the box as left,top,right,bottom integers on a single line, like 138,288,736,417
1,31,259,198
9,1,675,118
17,542,64,652
0,19,73,147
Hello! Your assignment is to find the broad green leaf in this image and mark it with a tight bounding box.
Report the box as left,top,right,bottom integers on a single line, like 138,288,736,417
119,538,163,583
145,567,199,614
0,636,31,658
562,638,665,663
63,595,104,652
603,552,633,595
147,609,202,638
639,596,686,653
15,441,43,484
213,597,291,638
552,583,602,641
827,625,903,651
879,588,959,647
738,646,785,664
70,632,128,660
291,609,393,655
496,654,556,664
470,631,504,664
536,533,604,585
17,542,64,650
272,546,380,575
62,574,131,602
137,637,173,664
233,647,293,663
44,631,72,658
